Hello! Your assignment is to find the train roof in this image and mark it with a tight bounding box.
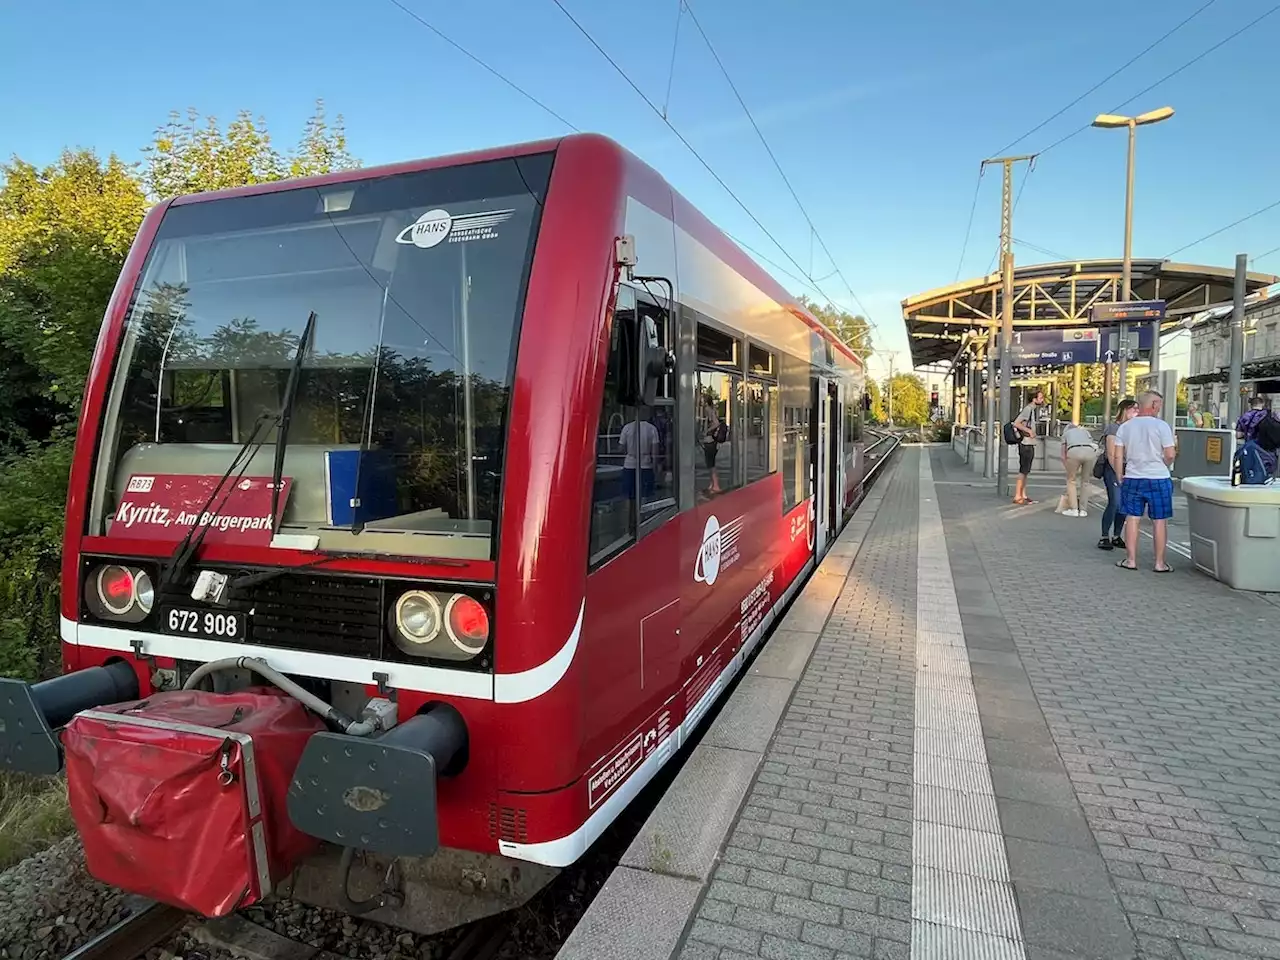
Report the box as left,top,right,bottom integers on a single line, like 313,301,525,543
162,133,862,374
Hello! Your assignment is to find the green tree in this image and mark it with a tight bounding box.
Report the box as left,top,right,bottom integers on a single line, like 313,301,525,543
884,373,928,427
797,296,874,359
289,99,358,178
143,99,358,199
865,379,884,424
0,104,360,682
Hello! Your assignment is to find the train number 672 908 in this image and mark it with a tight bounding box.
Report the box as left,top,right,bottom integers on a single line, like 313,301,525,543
163,607,245,640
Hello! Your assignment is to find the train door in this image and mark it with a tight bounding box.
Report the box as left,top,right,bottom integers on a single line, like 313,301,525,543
811,377,828,556
827,382,840,538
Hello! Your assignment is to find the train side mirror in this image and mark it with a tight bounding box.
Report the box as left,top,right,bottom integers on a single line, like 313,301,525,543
618,311,675,407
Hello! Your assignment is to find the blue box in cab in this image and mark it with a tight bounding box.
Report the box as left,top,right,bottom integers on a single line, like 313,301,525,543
324,450,399,526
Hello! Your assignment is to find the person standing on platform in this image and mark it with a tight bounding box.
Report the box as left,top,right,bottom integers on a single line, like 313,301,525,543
1236,396,1278,477
1111,391,1177,573
1058,422,1097,517
1098,399,1137,550
1012,389,1046,505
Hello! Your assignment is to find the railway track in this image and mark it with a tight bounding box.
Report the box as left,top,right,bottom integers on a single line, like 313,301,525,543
444,916,511,960
61,902,188,960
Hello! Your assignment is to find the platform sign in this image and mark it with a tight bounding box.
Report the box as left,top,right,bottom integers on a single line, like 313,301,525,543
1090,300,1166,324
1103,324,1154,360
1009,328,1101,366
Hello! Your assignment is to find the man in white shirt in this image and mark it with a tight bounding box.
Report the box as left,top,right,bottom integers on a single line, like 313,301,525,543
620,411,660,498
1110,390,1177,573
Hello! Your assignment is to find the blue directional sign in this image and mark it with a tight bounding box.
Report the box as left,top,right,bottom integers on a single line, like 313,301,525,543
1009,328,1102,366
1008,325,1157,366
1090,300,1166,324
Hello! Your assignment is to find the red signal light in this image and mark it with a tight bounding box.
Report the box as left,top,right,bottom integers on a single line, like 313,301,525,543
98,566,135,612
447,595,490,651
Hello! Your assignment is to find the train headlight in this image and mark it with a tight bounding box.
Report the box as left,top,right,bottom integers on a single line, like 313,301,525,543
389,589,489,661
86,564,155,623
134,571,155,615
394,591,442,646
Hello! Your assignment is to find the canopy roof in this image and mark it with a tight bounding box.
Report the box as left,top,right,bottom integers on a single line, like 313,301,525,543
902,259,1278,367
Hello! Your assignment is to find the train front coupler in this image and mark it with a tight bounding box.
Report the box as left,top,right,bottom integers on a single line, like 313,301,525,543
0,660,140,774
286,703,469,866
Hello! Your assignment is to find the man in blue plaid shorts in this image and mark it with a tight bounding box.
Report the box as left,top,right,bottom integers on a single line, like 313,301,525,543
1110,390,1177,573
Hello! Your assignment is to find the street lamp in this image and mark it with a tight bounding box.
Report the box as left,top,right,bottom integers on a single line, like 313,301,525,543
1093,106,1174,417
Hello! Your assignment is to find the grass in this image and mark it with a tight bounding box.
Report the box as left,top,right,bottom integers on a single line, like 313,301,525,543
0,771,73,872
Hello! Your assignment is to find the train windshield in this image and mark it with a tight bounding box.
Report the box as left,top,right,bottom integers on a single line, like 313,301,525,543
91,153,553,560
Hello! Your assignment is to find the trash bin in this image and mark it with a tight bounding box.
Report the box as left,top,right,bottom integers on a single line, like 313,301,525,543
1182,476,1280,591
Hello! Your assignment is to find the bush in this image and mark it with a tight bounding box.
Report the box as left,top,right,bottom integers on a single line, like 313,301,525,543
0,434,73,683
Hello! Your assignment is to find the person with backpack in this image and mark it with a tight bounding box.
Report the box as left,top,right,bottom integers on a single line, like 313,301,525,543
1111,391,1177,573
1235,396,1278,477
1009,389,1046,505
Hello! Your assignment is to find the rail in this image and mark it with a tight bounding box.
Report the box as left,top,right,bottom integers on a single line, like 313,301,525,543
863,430,901,486
61,902,188,960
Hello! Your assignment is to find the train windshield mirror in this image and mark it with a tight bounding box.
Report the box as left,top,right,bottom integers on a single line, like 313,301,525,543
91,154,552,559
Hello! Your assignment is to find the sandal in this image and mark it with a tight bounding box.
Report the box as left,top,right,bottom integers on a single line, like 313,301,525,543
1115,560,1137,571
1097,537,1114,550
1153,565,1174,574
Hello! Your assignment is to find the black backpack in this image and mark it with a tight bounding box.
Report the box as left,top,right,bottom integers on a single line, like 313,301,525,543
1256,411,1280,453
1002,421,1020,445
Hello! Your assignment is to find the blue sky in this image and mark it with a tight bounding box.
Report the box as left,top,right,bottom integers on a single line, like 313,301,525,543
2,0,1277,379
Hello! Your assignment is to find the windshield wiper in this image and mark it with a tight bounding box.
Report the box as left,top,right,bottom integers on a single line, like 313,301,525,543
270,311,317,532
158,411,275,594
158,311,316,596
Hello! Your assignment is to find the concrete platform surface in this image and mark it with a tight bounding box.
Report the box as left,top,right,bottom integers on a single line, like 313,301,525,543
556,446,1280,960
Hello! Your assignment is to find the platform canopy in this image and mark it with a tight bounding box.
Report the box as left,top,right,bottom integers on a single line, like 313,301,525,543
901,259,1278,368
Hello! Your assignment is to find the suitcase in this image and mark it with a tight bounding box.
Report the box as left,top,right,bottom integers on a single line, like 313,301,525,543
63,688,324,917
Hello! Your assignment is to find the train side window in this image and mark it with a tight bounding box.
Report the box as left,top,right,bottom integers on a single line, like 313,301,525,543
744,380,776,484
780,353,812,512
636,295,677,530
844,394,862,443
696,368,741,498
589,286,637,566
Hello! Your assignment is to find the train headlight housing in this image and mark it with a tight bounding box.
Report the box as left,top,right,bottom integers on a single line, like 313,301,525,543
390,589,490,662
86,564,155,623
392,591,442,653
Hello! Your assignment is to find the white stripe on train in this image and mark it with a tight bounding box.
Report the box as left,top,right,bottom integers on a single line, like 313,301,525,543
60,600,586,703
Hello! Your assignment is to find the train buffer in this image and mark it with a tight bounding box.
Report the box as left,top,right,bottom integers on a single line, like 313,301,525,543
558,446,1280,960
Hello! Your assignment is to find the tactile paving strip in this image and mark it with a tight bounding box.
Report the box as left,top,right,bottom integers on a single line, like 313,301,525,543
912,920,1026,960
913,455,1026,960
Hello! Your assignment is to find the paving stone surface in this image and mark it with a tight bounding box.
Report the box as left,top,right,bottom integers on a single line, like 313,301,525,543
932,447,1280,960
675,454,919,960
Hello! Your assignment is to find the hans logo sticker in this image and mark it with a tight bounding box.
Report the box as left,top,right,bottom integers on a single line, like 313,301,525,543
694,514,744,586
396,208,517,248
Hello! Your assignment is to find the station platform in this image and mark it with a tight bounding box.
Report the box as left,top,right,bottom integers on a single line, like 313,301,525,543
557,446,1280,960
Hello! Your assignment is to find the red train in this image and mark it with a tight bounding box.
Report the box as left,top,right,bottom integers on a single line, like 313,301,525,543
0,134,868,929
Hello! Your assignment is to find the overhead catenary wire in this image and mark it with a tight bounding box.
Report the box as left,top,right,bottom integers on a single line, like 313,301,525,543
956,1,1214,283
547,0,881,346
385,0,880,350
1164,197,1280,258
680,0,877,330
1037,1,1280,158
1251,244,1280,265
953,170,985,282
992,0,1219,157
661,0,684,119
384,0,579,131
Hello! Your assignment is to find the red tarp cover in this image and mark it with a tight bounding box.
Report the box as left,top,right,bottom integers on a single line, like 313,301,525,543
63,687,324,916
